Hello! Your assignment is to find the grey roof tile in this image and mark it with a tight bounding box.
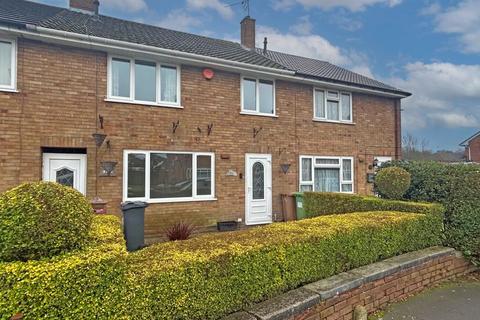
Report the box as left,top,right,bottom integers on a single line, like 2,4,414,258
0,0,410,96
257,48,410,96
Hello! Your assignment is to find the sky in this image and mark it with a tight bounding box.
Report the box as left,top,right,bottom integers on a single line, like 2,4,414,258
35,0,480,151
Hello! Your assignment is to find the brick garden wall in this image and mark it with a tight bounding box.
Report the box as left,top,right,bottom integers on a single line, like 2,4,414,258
292,253,473,320
0,38,401,241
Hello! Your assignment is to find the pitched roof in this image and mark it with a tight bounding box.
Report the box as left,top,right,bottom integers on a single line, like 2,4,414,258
460,130,480,146
257,49,409,96
0,0,410,96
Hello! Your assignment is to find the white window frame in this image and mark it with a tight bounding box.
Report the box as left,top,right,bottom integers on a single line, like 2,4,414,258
107,55,181,108
123,150,216,203
0,38,17,92
299,155,354,194
240,76,276,117
313,88,352,123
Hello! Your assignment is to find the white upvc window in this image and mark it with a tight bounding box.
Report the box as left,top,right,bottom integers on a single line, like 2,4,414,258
108,56,181,107
299,156,354,193
314,88,352,123
0,38,17,91
241,77,276,116
123,151,215,203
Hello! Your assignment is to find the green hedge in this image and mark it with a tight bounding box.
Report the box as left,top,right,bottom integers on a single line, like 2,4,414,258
303,192,444,218
382,161,480,264
0,182,94,262
125,210,442,319
0,215,127,320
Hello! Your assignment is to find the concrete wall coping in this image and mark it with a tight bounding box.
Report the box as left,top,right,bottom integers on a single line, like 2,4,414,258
223,246,456,320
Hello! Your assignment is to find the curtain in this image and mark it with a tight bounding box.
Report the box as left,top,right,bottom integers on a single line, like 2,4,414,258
301,158,312,181
111,58,130,97
327,100,339,120
315,90,325,118
341,93,351,121
161,66,177,103
0,41,12,86
314,168,340,192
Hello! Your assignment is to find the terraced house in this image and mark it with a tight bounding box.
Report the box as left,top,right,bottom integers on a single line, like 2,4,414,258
0,0,410,241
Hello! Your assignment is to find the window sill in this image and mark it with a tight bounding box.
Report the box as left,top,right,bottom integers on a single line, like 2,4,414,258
125,197,218,204
240,111,278,118
312,118,355,125
0,88,19,93
105,98,183,109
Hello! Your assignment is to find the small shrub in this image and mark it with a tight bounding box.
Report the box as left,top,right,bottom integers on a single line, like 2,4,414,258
165,222,194,241
0,182,93,262
375,167,411,199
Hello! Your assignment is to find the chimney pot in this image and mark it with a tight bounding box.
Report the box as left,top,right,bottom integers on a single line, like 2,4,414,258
240,16,256,50
70,0,100,14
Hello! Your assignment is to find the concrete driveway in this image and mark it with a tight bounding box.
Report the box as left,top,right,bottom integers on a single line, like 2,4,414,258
381,274,480,320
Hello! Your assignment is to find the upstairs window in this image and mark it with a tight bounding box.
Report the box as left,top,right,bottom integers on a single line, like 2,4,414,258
299,156,354,193
242,77,275,116
109,56,180,106
314,89,352,123
0,39,16,90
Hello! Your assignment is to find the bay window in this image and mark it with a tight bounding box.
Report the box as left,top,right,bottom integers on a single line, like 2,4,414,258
314,89,352,123
124,151,215,202
109,56,180,106
0,39,16,90
299,156,354,193
241,77,275,116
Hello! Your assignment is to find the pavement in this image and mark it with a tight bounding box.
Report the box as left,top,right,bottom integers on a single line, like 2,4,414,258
381,279,480,320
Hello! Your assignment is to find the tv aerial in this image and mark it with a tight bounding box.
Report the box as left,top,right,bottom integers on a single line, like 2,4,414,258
226,0,251,16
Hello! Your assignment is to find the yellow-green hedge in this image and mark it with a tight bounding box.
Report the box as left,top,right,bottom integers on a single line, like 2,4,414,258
303,192,444,218
1,208,443,319
0,215,127,320
125,210,443,319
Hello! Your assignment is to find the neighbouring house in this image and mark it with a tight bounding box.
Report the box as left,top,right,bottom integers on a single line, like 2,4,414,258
0,0,410,241
460,131,480,162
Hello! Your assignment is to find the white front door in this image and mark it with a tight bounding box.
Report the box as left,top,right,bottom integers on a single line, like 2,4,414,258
42,153,87,194
245,154,272,225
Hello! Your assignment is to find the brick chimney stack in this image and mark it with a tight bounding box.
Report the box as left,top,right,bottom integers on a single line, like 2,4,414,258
240,16,256,50
69,0,100,15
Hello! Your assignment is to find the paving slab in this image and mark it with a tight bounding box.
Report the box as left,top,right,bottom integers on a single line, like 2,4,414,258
382,281,480,320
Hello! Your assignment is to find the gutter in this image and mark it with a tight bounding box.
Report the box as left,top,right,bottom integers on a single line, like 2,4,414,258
0,24,409,98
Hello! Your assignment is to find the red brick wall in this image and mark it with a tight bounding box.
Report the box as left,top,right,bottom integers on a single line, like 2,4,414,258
292,254,474,320
467,136,480,162
0,39,401,241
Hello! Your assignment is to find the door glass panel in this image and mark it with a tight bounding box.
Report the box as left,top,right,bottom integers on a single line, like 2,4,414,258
252,161,265,200
56,168,74,188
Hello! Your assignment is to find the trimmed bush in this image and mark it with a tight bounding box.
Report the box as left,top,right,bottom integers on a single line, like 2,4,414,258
375,167,411,199
125,211,442,319
303,192,444,218
383,161,480,264
0,182,94,262
0,215,127,320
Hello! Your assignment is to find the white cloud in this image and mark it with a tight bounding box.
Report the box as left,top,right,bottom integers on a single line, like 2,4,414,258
257,25,374,77
186,0,234,19
157,10,202,32
388,62,480,130
290,16,313,35
425,0,480,53
102,0,147,12
272,0,402,12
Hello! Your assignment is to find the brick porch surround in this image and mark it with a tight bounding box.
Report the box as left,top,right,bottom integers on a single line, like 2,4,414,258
224,247,476,320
